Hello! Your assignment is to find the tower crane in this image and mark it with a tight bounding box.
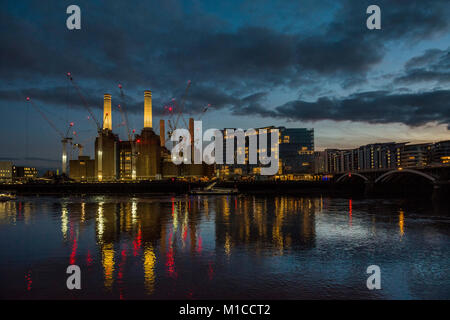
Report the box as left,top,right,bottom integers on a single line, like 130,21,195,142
199,103,212,120
70,127,96,158
167,80,191,138
66,72,104,180
65,72,101,132
26,97,74,175
118,83,137,180
73,143,84,157
117,84,133,140
173,80,191,130
71,132,90,158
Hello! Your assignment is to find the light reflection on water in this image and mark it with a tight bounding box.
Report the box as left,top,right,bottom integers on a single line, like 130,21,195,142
0,195,449,299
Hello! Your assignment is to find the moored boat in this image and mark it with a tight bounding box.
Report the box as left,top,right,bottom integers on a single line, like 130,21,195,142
189,180,238,195
189,187,238,195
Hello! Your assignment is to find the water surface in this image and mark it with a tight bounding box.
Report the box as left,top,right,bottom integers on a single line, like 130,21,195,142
0,195,448,299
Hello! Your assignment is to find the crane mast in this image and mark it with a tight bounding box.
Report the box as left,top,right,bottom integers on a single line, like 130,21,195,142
26,97,74,175
66,72,101,131
118,83,137,180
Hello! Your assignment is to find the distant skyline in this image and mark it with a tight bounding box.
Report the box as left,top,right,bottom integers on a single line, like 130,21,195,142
1,0,449,169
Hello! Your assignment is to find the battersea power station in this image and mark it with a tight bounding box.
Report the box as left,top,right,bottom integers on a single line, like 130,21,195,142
69,91,212,182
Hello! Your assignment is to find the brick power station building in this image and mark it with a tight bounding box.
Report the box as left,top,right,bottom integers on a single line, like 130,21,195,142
70,90,211,182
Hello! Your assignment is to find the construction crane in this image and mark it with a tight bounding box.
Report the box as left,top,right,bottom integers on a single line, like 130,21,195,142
118,83,137,180
73,143,84,157
117,84,133,140
173,80,191,130
66,72,101,131
26,97,74,175
66,72,104,180
70,126,96,157
199,103,212,120
166,80,191,138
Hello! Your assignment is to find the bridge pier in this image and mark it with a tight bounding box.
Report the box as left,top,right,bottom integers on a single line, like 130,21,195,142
432,182,449,203
364,180,375,197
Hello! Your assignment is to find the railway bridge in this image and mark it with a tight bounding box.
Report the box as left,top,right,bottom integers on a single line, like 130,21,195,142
333,165,450,198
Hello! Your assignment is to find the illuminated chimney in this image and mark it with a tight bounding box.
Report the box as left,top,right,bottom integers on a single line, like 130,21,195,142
159,119,165,147
103,93,112,130
144,90,152,128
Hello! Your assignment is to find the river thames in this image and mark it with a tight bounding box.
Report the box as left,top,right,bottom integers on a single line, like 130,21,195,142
0,195,448,299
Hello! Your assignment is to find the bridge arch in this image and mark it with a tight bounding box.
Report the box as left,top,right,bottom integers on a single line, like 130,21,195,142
336,172,369,183
374,168,437,184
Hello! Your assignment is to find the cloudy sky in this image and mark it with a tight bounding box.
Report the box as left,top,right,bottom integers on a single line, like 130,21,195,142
1,0,449,168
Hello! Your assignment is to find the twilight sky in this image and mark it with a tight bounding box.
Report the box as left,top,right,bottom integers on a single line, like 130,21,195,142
0,0,449,169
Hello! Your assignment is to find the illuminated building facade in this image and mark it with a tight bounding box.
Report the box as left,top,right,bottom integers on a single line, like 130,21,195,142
313,151,326,174
400,143,432,167
95,129,120,181
0,161,13,182
279,128,314,174
69,156,95,181
133,90,161,180
218,126,275,178
218,126,314,179
318,140,450,174
135,128,161,180
432,140,450,164
356,142,404,170
322,143,403,174
118,141,133,180
12,166,38,181
324,148,360,173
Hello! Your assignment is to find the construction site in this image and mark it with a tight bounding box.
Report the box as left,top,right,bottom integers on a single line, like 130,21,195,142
25,74,213,183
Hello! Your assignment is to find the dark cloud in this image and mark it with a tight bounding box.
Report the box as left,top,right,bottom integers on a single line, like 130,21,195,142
294,0,450,75
0,0,449,125
395,47,450,84
252,89,450,127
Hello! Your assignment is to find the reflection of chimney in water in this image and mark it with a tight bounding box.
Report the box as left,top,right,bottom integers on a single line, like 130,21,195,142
103,93,112,130
159,119,165,147
144,90,152,128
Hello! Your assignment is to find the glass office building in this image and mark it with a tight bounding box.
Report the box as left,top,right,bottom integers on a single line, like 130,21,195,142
279,128,314,174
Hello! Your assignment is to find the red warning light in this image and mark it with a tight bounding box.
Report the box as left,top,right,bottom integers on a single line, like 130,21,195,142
132,129,136,133
70,122,74,126
136,139,141,143
169,107,173,111
73,131,76,135
118,104,121,109
118,84,122,89
67,72,71,76
26,97,30,101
